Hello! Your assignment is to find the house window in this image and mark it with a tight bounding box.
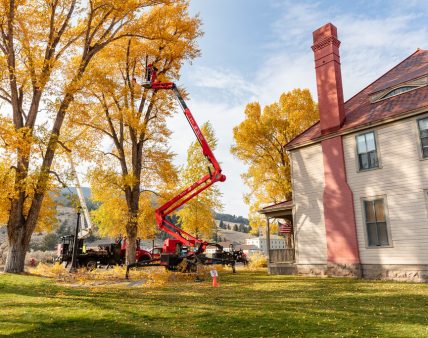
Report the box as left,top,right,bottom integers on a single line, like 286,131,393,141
381,86,419,99
418,117,428,158
425,190,428,215
364,198,390,247
356,131,379,170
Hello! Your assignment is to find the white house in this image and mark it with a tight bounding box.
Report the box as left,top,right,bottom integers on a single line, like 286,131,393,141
246,236,285,254
264,22,428,281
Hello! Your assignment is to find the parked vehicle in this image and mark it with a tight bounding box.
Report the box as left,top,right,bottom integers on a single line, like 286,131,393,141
57,236,152,269
149,247,163,260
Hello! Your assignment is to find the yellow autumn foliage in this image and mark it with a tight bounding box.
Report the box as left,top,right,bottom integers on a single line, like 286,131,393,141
1,0,186,271
247,252,268,270
65,1,203,247
231,89,319,234
0,154,57,232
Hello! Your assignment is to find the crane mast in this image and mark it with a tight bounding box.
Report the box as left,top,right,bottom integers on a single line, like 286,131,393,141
143,64,226,253
66,152,93,239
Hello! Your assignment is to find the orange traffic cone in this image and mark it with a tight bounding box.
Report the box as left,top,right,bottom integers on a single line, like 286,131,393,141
212,276,219,287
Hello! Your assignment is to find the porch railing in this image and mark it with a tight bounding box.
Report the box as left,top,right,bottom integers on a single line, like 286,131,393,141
269,249,295,263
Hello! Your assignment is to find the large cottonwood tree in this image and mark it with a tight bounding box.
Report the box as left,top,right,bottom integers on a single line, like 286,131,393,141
231,89,319,234
68,1,202,264
0,0,169,272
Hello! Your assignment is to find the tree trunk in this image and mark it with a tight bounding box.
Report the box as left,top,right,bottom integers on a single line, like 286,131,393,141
5,91,74,273
125,187,140,265
4,226,29,273
126,219,137,265
124,137,141,265
4,172,31,273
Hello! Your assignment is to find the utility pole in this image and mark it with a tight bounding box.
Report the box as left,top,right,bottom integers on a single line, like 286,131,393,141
69,207,82,273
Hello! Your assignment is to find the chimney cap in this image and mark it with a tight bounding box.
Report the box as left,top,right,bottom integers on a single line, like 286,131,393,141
313,23,338,43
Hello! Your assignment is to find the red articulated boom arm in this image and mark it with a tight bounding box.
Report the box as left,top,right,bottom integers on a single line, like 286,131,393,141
143,65,226,254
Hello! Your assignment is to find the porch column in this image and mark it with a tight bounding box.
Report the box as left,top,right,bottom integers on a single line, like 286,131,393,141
266,216,271,263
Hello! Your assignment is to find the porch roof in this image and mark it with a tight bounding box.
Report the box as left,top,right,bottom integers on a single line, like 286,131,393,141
258,200,293,218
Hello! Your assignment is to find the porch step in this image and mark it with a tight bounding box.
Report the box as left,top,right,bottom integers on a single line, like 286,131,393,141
268,262,297,275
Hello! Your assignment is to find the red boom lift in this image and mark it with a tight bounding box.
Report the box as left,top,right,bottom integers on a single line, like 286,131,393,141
126,65,245,278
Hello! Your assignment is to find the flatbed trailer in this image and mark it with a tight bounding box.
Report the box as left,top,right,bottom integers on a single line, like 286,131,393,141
57,235,152,270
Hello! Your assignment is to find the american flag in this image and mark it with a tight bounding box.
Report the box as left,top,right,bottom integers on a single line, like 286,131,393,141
279,222,292,234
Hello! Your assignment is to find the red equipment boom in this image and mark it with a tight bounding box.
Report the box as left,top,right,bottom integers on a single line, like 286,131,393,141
144,65,226,254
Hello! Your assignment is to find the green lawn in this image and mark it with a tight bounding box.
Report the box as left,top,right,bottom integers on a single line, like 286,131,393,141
1,270,428,337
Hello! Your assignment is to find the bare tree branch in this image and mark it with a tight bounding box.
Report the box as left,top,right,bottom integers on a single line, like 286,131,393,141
49,170,68,188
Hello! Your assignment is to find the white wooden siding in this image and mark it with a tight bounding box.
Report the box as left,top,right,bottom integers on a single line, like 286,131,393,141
343,115,428,264
291,144,327,264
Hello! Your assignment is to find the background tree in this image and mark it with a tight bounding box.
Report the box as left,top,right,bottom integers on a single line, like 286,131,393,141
177,122,222,240
0,0,171,272
219,220,225,229
211,224,219,242
231,89,319,234
40,233,58,251
69,1,202,264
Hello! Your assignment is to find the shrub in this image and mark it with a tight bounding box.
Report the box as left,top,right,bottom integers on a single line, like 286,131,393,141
25,250,57,266
31,262,68,278
248,252,267,269
41,233,59,251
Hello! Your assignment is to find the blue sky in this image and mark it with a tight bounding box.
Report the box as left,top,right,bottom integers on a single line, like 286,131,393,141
167,0,428,216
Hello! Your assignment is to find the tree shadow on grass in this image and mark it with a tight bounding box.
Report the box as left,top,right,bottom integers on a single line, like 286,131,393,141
2,273,428,337
3,317,163,337
186,292,428,337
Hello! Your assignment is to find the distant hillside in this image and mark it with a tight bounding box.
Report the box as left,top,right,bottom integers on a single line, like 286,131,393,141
56,187,98,209
214,220,254,243
59,187,91,199
214,212,249,225
55,190,250,227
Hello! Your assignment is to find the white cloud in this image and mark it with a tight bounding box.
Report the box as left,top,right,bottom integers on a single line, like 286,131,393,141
336,14,428,97
255,53,317,106
188,66,259,102
269,1,322,45
259,2,428,101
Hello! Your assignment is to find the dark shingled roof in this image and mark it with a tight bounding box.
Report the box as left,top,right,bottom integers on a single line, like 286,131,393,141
286,49,428,149
259,200,293,214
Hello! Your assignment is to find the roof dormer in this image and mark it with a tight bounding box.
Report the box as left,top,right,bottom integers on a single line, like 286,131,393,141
369,74,428,103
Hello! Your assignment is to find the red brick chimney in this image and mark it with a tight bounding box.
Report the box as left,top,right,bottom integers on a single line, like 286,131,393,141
312,23,345,134
311,23,361,277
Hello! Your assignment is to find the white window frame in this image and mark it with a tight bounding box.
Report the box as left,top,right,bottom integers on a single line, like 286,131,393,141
379,85,420,100
355,130,381,172
417,116,428,160
361,195,393,249
369,76,428,103
424,189,428,218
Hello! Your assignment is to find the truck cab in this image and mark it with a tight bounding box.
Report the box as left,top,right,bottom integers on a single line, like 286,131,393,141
119,237,152,262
